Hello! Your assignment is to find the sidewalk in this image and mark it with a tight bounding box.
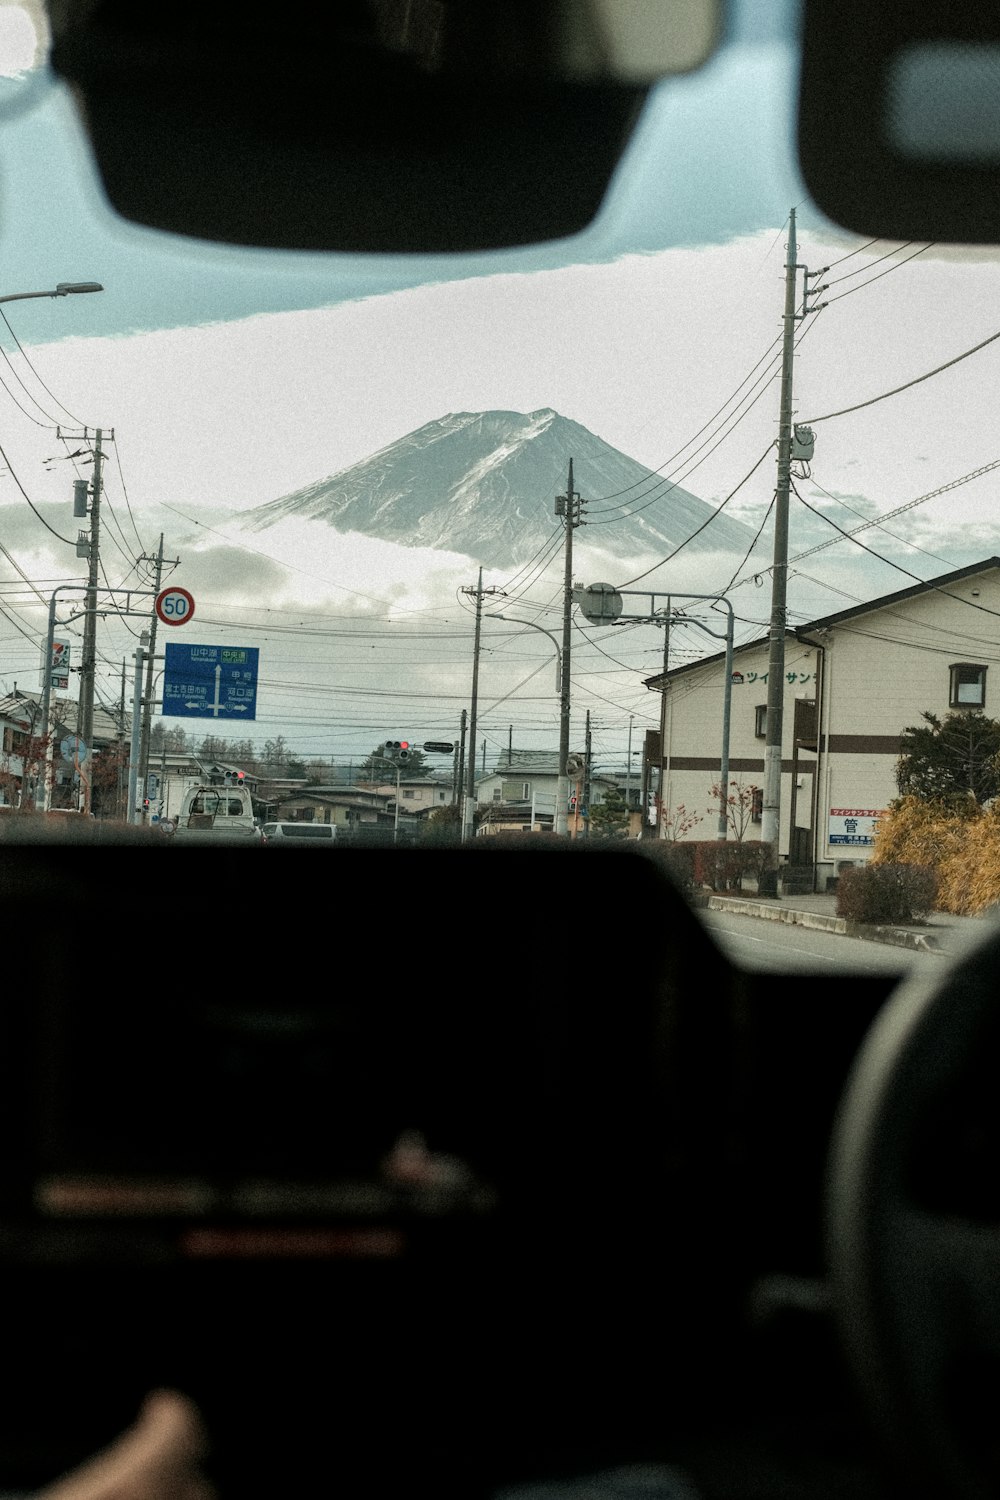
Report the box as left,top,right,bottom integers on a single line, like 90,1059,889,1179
698,888,991,956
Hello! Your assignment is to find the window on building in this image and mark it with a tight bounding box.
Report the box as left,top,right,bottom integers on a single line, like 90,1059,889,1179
755,704,767,738
950,662,987,708
751,786,763,822
403,789,415,799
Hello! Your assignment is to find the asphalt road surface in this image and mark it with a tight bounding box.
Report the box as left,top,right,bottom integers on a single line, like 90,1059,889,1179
697,906,939,976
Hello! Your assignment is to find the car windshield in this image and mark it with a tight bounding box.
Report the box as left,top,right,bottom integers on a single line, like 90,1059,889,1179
0,0,994,886
0,0,992,877
3,6,1000,1497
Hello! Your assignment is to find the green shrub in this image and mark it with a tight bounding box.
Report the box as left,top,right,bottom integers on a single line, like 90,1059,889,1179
836,862,937,924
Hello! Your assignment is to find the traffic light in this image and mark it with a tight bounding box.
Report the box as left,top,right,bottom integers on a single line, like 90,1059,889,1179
224,769,246,785
385,739,411,761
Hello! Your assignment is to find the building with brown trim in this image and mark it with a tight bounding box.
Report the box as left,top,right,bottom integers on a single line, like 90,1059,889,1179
644,557,1000,888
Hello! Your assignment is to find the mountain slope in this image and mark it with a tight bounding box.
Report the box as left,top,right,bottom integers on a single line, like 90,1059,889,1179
243,407,756,566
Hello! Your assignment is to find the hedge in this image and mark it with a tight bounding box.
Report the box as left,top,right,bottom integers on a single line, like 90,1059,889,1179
836,861,937,924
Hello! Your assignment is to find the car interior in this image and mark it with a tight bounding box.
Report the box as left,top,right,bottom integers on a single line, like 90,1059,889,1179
0,2,999,1499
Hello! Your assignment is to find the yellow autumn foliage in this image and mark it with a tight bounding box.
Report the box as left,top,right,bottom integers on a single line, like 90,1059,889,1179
871,796,1000,915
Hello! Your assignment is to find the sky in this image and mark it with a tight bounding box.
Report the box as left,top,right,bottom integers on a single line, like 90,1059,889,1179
0,3,998,774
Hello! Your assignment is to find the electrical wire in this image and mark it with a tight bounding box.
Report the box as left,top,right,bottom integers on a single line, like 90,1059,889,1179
801,329,1000,425
614,444,775,589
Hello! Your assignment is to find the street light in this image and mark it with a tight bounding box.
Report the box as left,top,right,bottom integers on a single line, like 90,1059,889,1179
487,612,569,835
486,614,563,694
0,282,103,305
577,585,734,841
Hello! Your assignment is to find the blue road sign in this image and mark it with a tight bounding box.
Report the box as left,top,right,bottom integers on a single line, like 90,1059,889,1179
163,642,259,720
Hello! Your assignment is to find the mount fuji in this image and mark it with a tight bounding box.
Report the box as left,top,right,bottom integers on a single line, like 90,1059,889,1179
243,407,756,568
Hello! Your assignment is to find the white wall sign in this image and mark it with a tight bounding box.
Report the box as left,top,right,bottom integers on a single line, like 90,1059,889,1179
828,807,886,846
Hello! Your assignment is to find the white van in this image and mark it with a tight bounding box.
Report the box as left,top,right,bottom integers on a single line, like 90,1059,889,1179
261,821,337,844
172,783,262,844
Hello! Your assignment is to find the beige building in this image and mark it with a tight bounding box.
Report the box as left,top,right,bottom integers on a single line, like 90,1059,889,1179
646,557,1000,888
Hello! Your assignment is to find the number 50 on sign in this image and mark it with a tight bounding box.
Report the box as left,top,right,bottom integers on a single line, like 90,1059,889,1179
155,587,195,626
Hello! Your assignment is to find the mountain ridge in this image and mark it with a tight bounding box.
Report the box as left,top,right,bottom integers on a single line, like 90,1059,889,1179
243,407,757,567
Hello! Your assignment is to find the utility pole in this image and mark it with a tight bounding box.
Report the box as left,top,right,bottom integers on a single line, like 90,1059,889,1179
555,459,584,836
583,710,592,836
461,569,500,840
137,534,166,823
655,605,671,838
456,708,467,808
760,208,826,893
77,427,106,812
117,657,127,820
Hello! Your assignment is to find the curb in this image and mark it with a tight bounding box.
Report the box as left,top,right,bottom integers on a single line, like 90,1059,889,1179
702,894,944,953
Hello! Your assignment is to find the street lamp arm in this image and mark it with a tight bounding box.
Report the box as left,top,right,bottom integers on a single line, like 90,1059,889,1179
0,283,104,304
486,613,563,693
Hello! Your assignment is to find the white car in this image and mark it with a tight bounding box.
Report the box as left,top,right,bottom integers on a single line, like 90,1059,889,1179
261,821,337,844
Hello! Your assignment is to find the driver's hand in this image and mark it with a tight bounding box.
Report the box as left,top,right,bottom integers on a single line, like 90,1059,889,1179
37,1390,214,1500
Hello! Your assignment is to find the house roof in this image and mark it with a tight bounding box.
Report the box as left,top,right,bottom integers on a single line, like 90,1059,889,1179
643,557,1000,688
483,749,563,775
0,691,123,744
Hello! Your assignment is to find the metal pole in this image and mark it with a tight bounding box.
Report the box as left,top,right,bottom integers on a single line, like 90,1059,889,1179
127,633,148,823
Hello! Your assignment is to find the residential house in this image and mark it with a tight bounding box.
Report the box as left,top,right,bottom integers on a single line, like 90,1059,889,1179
0,691,125,811
644,557,1000,888
364,774,453,818
473,749,638,836
270,784,400,838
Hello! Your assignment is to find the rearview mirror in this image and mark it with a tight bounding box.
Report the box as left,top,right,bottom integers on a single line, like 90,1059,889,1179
46,0,723,253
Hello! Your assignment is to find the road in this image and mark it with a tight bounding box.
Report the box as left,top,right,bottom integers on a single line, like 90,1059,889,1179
697,906,942,976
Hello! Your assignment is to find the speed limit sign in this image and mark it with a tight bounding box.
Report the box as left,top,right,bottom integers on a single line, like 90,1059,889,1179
155,587,195,627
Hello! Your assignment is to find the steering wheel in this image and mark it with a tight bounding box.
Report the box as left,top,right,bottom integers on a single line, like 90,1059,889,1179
826,917,1000,1499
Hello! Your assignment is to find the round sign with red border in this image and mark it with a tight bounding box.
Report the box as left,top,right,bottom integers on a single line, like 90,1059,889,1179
155,586,195,627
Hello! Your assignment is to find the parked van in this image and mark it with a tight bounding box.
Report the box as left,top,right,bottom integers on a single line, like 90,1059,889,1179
172,783,262,844
261,821,336,844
